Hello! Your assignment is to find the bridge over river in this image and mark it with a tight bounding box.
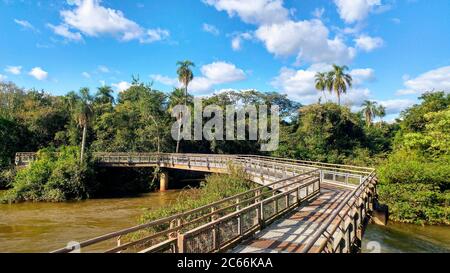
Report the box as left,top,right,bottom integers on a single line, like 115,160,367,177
15,152,379,253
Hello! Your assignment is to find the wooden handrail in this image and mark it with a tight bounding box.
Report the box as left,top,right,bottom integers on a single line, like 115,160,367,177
301,170,377,253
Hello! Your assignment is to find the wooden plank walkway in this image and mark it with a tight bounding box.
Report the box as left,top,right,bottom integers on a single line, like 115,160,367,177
232,183,352,253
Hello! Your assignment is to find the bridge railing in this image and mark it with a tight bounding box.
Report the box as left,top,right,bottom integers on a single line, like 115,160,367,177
176,176,319,253
236,155,372,187
301,170,377,253
52,169,320,253
14,152,37,166
15,152,372,188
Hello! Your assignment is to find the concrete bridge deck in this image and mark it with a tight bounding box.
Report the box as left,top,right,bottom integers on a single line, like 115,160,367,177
15,152,377,254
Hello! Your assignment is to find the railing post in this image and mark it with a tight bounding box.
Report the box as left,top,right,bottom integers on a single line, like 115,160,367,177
236,198,241,235
259,201,265,228
213,224,220,251
177,234,185,253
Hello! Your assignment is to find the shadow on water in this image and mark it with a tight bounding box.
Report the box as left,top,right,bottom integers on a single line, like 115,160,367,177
362,223,450,253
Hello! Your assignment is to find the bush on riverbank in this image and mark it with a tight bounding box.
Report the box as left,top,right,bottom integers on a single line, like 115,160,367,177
0,146,95,203
377,152,450,225
140,165,254,223
377,93,450,225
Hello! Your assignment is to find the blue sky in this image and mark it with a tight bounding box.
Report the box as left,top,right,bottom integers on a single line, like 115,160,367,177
1,0,449,120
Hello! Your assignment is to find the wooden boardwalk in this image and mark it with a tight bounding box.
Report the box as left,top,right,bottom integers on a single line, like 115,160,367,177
232,183,351,253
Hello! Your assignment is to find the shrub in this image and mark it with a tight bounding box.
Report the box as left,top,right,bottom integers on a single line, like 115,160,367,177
378,150,450,190
0,146,94,203
378,183,449,225
140,164,254,223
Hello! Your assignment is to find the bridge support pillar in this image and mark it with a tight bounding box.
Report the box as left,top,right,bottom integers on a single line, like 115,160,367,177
159,170,169,192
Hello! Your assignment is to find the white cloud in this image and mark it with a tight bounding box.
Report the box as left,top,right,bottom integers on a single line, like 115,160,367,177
203,0,289,25
82,72,91,78
231,32,252,51
98,65,110,73
190,77,215,93
191,62,247,93
29,67,48,80
47,23,83,41
202,23,220,35
377,99,415,115
0,74,7,81
56,0,169,43
350,68,375,85
355,35,384,52
397,66,450,95
272,66,376,105
341,88,371,106
5,65,22,75
256,19,356,64
152,61,246,94
205,1,357,65
201,61,246,83
150,74,179,86
112,81,131,92
312,7,325,18
334,0,381,23
14,19,37,32
143,28,170,43
391,18,401,24
271,67,317,103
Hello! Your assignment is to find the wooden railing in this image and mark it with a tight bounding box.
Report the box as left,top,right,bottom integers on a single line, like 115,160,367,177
301,171,378,253
52,169,320,253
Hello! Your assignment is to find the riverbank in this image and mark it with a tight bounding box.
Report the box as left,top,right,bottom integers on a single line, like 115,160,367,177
0,190,185,252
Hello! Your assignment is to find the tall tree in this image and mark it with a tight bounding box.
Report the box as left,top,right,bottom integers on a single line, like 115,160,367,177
361,100,378,126
76,88,94,163
376,104,386,123
314,72,328,102
175,60,195,153
95,86,115,105
328,64,352,105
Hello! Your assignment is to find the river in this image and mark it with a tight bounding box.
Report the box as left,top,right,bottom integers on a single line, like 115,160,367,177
362,223,450,253
0,190,184,253
1,191,449,253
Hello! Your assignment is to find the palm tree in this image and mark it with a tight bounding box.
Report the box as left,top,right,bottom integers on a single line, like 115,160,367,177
314,72,328,102
376,105,386,123
361,100,378,126
328,64,352,105
175,60,195,153
76,88,94,163
95,86,115,105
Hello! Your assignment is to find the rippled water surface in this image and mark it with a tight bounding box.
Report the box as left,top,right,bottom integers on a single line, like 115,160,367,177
362,222,450,253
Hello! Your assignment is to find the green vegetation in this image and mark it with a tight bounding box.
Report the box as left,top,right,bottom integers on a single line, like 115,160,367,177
140,165,254,223
1,146,94,203
377,92,450,225
0,61,448,225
